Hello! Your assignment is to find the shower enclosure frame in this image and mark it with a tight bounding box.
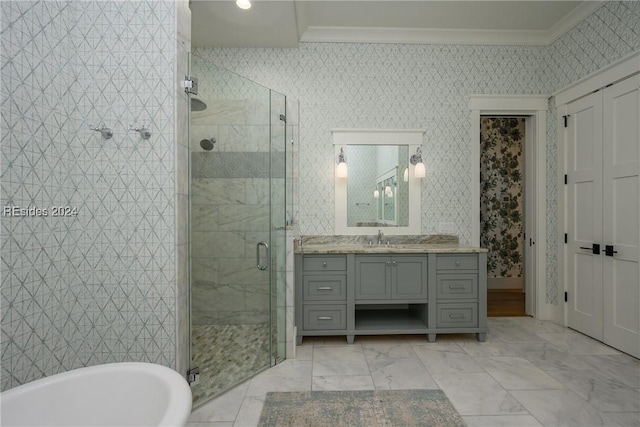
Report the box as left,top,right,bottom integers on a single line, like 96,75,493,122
186,53,290,407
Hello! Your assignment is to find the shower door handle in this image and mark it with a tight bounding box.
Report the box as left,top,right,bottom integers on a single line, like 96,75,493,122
256,242,269,270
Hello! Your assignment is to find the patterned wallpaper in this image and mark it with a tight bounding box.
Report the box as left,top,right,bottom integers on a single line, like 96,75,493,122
195,0,640,305
480,118,525,279
1,0,177,390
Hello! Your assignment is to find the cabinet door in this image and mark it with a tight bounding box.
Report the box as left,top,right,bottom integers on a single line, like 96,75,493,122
355,255,391,300
391,256,428,299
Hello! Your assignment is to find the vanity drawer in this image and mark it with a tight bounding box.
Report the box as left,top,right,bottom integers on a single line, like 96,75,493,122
436,254,478,271
436,274,478,300
303,276,346,301
436,303,478,328
303,256,347,272
303,305,347,330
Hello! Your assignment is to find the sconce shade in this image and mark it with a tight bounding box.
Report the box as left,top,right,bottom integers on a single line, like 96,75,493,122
373,189,379,198
336,161,347,178
236,0,251,9
403,168,409,182
410,147,426,179
336,147,347,178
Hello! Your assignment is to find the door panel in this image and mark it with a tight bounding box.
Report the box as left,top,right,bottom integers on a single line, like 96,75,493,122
355,256,391,300
602,75,640,357
566,91,604,340
392,256,428,299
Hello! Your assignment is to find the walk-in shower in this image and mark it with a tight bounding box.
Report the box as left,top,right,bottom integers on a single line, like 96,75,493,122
188,54,291,406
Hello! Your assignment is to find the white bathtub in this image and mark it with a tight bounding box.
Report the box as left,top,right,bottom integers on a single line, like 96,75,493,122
0,362,192,427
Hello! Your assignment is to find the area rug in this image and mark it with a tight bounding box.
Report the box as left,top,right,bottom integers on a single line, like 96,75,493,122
257,389,466,427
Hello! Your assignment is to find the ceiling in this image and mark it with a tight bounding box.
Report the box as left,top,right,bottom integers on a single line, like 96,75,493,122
190,1,606,48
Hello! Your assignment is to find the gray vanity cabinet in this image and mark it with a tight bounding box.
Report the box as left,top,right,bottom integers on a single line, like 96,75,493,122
355,255,428,301
295,250,487,345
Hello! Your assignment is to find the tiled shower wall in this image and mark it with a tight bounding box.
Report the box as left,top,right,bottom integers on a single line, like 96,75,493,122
194,0,640,305
1,0,179,390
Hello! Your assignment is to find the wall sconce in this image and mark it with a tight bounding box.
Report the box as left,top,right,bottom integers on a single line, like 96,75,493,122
410,147,426,178
403,167,409,182
373,188,380,198
236,0,251,9
336,147,348,178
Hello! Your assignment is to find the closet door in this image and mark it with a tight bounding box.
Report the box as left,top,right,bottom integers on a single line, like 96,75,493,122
602,75,640,358
566,91,604,341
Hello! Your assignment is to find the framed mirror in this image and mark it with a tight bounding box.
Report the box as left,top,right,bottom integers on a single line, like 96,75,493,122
333,129,425,235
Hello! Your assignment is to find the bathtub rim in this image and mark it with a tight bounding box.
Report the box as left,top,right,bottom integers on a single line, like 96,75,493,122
1,362,192,427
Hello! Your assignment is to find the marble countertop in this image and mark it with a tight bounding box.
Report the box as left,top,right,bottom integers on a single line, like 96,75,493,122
297,243,487,254
294,235,487,254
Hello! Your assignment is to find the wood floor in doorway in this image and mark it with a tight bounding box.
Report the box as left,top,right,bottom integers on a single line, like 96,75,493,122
487,289,526,317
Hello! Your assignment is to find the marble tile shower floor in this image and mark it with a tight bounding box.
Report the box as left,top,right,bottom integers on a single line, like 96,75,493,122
188,317,640,427
191,324,271,406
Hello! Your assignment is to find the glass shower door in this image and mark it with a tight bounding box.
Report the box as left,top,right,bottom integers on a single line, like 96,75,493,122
188,55,286,406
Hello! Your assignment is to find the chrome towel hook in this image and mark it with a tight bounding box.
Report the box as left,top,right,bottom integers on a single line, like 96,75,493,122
88,124,113,140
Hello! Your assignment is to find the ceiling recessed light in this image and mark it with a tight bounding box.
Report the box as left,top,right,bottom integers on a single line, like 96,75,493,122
236,0,251,10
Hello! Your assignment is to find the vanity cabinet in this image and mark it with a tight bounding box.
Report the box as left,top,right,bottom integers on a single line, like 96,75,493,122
295,250,487,345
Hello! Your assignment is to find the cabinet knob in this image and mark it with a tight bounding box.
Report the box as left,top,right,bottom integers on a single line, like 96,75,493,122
387,261,392,266
392,261,397,266
322,262,327,267
455,261,460,266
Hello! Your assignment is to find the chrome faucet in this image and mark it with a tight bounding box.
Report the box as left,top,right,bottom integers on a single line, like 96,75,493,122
377,229,384,245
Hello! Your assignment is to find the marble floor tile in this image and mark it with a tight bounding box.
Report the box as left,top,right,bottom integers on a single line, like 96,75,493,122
362,341,418,360
601,412,640,427
245,359,312,397
413,344,485,374
293,342,313,360
510,389,614,427
312,345,369,376
189,381,249,422
187,423,235,427
512,344,595,371
537,332,623,356
488,324,548,343
368,358,438,390
547,368,640,412
462,415,542,426
457,340,520,357
312,375,375,391
233,396,264,427
433,372,529,416
577,354,640,389
474,356,565,390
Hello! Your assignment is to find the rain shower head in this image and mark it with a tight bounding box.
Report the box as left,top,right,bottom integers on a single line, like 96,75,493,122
200,138,216,151
191,98,207,111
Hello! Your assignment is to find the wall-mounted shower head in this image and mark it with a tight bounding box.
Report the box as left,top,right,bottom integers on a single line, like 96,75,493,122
200,138,216,151
191,98,207,112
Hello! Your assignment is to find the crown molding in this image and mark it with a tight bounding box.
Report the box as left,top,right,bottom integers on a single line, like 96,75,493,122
301,26,550,46
546,1,607,44
300,1,608,47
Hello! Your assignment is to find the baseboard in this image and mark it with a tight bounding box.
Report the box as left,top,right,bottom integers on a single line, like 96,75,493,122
488,277,524,290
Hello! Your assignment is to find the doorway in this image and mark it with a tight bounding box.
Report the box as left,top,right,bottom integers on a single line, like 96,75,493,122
480,116,527,316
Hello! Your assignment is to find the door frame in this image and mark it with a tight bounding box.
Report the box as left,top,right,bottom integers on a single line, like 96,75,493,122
470,95,549,320
555,50,640,327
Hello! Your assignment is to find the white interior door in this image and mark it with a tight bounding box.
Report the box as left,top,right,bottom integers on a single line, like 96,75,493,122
566,91,604,341
602,75,640,358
